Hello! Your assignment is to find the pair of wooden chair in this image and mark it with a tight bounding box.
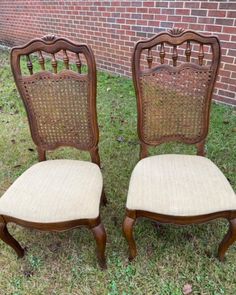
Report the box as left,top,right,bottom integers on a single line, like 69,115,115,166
0,29,235,269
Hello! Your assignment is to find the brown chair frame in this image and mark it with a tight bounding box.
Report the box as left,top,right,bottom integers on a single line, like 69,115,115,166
0,35,107,269
123,29,236,261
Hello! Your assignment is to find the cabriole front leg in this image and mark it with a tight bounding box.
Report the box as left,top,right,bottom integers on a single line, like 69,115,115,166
123,215,137,261
218,218,236,261
0,216,24,258
91,223,107,269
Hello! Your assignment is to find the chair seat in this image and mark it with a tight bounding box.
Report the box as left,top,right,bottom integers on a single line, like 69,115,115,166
126,154,236,216
0,160,103,223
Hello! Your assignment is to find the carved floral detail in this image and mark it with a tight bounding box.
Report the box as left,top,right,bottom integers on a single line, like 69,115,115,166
168,28,185,36
42,35,56,42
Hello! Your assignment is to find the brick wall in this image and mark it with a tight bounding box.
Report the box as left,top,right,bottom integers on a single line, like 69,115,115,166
0,0,235,105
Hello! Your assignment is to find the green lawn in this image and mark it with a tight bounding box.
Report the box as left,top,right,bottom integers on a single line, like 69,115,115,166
0,48,236,295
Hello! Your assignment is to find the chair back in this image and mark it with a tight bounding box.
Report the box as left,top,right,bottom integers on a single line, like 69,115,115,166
11,35,100,163
132,28,221,157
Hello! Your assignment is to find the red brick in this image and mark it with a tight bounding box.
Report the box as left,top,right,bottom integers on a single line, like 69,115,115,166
215,18,234,26
182,16,197,23
218,90,235,99
231,72,236,79
148,8,161,14
223,26,236,34
143,2,154,7
201,2,218,9
175,9,190,15
169,2,183,8
189,24,205,31
219,3,236,10
224,64,236,72
229,85,236,93
208,10,226,17
155,2,168,8
161,8,175,15
168,15,182,22
191,9,207,16
215,96,236,105
227,11,236,18
198,17,214,24
205,25,222,33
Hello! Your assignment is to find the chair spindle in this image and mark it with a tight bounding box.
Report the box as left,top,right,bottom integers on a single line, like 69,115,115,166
38,51,45,70
160,43,165,64
63,50,69,69
185,41,191,62
172,45,178,67
198,44,204,66
76,53,82,73
26,55,33,75
147,49,153,69
51,54,57,74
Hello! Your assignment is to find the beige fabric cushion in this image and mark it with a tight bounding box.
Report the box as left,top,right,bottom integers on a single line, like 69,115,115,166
0,160,103,223
127,154,236,216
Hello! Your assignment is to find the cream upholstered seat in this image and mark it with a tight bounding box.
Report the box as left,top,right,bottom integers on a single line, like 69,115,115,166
0,160,103,223
126,154,236,216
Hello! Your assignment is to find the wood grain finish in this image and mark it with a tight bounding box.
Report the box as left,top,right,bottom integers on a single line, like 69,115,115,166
0,36,107,269
123,29,236,262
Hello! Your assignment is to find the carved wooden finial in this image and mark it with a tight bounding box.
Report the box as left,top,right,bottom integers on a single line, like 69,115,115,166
42,35,56,42
167,28,185,36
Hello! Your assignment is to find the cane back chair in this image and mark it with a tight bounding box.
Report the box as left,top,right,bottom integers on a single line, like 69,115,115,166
0,35,107,269
123,28,236,261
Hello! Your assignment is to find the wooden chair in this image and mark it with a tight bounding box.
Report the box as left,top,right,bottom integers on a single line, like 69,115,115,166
0,35,107,269
123,28,236,261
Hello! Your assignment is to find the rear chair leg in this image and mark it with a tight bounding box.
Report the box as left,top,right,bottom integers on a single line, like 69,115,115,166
0,218,24,258
123,215,137,261
218,218,236,261
91,223,107,269
101,188,108,206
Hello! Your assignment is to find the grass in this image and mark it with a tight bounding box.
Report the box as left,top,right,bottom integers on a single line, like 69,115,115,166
0,48,236,295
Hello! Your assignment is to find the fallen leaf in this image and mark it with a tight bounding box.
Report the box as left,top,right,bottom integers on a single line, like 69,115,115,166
116,136,125,143
13,164,21,169
48,242,61,253
23,270,34,278
183,283,192,295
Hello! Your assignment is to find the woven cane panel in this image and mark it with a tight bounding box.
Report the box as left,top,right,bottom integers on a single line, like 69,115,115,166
20,72,94,148
140,67,212,144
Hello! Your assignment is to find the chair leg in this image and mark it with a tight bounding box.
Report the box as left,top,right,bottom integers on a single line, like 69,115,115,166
218,218,236,261
0,220,24,258
123,215,137,261
101,188,108,206
91,223,107,269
